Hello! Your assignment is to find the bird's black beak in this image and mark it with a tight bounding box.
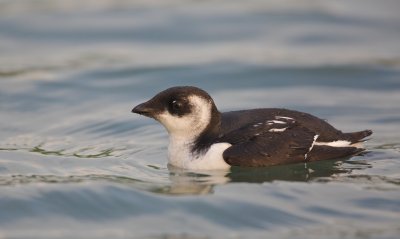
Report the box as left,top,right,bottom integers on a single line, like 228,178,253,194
131,101,158,117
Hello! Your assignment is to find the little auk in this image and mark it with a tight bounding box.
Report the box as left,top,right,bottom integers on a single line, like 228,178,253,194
132,86,372,170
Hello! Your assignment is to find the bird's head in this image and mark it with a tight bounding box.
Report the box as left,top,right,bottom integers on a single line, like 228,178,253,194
132,86,220,140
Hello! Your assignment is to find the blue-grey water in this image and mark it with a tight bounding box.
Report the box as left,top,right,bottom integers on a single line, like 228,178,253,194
1,1,400,238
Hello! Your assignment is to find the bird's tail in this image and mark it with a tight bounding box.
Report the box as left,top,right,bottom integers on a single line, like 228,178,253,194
342,129,373,144
307,130,372,162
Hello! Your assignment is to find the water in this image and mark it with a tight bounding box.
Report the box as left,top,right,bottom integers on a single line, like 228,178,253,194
1,0,400,238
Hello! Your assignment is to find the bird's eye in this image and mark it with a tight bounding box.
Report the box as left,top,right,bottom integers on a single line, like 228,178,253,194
171,100,182,112
168,98,191,116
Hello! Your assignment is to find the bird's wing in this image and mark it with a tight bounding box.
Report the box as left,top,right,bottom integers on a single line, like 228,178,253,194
218,117,318,167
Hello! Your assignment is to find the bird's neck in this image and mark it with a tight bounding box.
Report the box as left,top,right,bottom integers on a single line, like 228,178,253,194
191,109,222,154
167,110,222,168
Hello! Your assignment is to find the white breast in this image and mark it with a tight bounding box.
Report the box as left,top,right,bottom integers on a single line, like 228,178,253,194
168,138,232,170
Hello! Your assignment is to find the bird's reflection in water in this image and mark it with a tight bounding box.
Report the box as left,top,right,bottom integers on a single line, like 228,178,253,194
160,158,371,195
0,159,371,196
155,165,229,195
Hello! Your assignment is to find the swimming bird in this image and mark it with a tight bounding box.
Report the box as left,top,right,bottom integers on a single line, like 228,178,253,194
132,86,372,170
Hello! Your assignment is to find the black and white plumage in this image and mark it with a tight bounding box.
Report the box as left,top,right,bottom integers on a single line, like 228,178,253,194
132,86,372,170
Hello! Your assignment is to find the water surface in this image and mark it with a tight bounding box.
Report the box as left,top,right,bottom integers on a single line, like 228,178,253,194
1,1,400,238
